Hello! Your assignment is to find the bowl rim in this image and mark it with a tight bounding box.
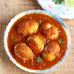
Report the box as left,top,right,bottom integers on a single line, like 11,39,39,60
3,10,71,73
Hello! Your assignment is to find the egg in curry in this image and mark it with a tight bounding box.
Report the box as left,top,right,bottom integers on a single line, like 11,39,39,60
7,13,67,70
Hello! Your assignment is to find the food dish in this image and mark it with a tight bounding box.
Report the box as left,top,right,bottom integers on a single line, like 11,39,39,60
4,10,71,73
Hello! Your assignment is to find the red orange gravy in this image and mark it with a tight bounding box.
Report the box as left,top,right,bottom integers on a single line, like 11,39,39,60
7,13,67,70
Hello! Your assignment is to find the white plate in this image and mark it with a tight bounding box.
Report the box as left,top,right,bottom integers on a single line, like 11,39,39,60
37,0,74,19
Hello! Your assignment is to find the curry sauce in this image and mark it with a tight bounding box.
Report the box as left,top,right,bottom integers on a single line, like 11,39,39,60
7,13,67,70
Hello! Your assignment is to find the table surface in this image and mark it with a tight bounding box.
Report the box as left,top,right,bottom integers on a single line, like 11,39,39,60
0,0,74,74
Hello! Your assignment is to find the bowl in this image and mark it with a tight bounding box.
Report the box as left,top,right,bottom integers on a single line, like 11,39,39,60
4,10,71,73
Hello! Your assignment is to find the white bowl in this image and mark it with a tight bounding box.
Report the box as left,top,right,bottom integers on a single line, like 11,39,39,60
4,10,71,73
37,0,74,19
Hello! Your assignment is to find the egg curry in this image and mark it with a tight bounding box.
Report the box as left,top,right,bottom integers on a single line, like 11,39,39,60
7,13,67,70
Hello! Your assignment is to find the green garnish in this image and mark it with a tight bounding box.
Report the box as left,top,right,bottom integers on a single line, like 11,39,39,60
58,39,64,44
53,0,63,4
12,38,17,42
36,56,42,62
37,20,42,23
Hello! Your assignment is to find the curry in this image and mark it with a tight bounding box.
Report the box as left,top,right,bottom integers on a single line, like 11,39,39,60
7,13,67,70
